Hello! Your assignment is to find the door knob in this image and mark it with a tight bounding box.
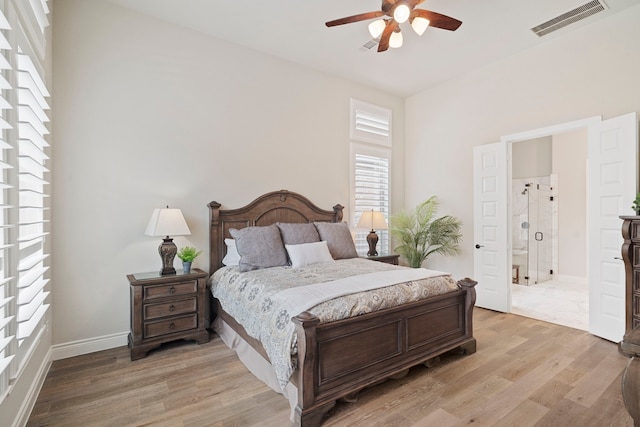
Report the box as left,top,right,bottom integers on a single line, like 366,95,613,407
475,244,484,249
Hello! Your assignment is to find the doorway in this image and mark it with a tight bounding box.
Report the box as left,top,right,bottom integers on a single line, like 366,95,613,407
473,113,638,343
510,131,587,330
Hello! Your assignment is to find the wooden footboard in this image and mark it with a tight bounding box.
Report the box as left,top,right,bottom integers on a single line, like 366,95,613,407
291,278,477,427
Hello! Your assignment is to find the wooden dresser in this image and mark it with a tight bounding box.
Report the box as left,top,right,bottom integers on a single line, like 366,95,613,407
127,268,209,360
621,216,640,333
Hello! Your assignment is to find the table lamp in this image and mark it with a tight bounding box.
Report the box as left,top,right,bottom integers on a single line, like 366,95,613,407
356,209,388,257
145,207,191,275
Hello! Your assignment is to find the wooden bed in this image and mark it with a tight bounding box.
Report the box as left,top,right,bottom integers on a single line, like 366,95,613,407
208,190,477,426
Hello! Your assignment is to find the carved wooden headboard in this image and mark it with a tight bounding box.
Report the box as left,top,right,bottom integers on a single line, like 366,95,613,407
207,190,344,274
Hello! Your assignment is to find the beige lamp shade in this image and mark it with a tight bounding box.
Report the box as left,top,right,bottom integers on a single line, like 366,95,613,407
356,210,388,231
145,208,191,237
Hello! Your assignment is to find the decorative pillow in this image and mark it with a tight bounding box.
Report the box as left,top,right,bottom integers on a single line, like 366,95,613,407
229,225,288,272
285,241,334,268
276,222,320,246
314,222,359,260
221,238,240,266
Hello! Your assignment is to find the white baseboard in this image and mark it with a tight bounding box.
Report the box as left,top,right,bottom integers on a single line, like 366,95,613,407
554,274,587,285
51,332,129,361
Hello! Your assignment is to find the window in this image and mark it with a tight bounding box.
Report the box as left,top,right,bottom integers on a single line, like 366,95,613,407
350,99,391,256
0,0,50,402
350,99,391,147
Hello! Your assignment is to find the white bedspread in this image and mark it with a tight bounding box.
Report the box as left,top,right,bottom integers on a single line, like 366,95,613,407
273,267,448,322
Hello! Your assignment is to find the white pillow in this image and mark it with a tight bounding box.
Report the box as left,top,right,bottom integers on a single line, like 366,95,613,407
222,238,241,266
285,241,334,268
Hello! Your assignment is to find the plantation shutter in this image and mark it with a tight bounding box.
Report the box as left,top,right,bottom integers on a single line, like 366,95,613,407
16,48,49,349
0,7,14,397
0,0,50,402
350,99,391,146
354,151,390,255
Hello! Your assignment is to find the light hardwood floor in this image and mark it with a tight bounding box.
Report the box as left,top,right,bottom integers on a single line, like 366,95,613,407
27,309,633,426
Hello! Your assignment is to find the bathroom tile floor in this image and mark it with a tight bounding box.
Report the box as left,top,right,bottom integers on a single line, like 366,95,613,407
511,278,588,331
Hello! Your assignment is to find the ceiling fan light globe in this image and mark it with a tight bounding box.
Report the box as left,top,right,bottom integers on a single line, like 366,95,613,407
368,19,386,38
393,4,410,24
411,17,430,36
389,30,403,48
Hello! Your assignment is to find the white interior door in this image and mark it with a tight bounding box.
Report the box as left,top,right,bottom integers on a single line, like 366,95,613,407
588,112,638,342
473,142,510,312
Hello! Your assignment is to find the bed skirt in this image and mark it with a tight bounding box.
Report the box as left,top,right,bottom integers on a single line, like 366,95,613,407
212,317,299,421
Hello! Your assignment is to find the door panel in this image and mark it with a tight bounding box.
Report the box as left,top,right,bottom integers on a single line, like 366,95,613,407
588,112,638,342
473,142,509,312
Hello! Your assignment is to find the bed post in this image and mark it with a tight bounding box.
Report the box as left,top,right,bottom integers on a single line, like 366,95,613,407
333,204,344,223
292,312,335,427
207,201,221,328
208,201,222,274
457,278,478,355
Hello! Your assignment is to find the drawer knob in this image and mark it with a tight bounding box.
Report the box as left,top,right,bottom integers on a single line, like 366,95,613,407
169,304,176,312
169,322,175,330
169,286,176,294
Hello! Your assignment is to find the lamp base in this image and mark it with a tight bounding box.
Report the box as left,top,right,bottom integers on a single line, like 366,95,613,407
159,237,177,275
366,230,379,257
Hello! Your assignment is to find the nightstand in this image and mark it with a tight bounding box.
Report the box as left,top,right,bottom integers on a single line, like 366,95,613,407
127,268,209,360
365,254,400,265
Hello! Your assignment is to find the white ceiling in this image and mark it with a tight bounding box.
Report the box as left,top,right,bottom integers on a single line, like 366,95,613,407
103,0,640,97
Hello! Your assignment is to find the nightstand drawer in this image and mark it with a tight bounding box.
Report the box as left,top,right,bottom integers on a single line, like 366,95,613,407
144,297,197,320
144,281,197,300
632,221,640,241
144,314,198,339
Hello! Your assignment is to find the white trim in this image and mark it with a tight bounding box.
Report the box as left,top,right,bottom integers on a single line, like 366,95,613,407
51,331,128,361
500,116,601,143
11,346,51,427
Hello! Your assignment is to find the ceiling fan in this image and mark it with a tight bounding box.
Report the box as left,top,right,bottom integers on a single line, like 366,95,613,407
325,0,462,52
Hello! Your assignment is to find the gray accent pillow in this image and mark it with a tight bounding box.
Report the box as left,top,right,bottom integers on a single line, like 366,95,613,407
314,222,358,260
229,224,288,272
276,222,320,246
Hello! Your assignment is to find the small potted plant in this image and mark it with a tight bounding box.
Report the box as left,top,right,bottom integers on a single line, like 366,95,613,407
633,193,640,216
176,246,202,274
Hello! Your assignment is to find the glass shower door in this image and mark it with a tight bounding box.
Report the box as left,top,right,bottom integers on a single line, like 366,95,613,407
527,183,553,284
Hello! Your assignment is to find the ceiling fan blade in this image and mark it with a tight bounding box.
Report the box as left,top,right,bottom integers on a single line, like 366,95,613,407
377,21,396,52
412,9,462,31
325,11,385,27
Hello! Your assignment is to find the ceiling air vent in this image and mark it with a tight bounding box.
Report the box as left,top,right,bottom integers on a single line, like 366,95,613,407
361,38,379,50
531,0,608,37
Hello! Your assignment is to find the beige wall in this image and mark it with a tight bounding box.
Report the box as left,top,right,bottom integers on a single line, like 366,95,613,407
51,0,405,347
405,5,640,279
553,129,588,279
512,136,552,179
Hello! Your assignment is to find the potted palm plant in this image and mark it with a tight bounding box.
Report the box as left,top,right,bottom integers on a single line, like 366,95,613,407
176,246,202,274
390,196,462,268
